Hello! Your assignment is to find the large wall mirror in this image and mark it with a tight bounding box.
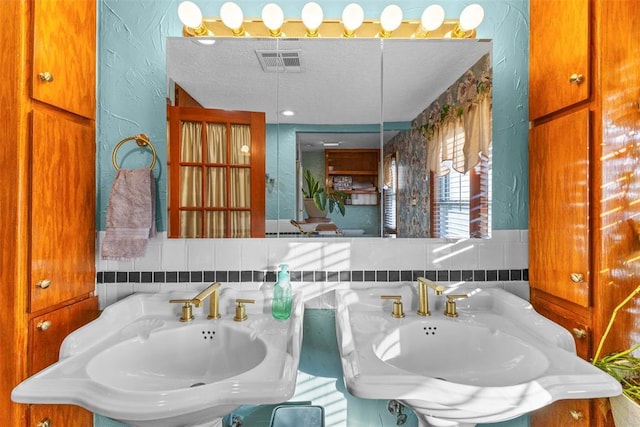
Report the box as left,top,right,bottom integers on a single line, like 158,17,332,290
166,37,491,239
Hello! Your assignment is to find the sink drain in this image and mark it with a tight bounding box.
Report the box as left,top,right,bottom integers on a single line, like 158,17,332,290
190,382,205,388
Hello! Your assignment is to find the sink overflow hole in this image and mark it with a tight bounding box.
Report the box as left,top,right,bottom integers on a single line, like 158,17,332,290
423,326,437,336
190,382,206,388
201,330,216,340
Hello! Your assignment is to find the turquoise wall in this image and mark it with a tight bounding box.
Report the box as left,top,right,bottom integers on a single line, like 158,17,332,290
96,1,530,425
97,0,529,232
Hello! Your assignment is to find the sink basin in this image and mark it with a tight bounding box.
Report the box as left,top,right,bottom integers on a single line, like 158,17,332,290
12,288,304,427
374,319,550,387
336,285,621,427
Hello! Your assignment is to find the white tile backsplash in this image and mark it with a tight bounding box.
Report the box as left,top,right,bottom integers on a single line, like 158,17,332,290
95,230,529,308
186,239,215,270
212,239,244,270
97,230,528,273
160,238,187,270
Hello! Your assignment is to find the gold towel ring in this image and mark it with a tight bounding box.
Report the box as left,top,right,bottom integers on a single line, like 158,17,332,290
112,133,157,170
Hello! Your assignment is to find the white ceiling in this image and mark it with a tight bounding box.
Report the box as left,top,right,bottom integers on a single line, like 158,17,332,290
167,37,491,151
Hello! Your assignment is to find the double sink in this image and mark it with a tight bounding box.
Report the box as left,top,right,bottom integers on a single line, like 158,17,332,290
12,281,620,427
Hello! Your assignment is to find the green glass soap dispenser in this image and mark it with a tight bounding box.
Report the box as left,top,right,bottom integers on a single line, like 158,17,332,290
272,264,292,320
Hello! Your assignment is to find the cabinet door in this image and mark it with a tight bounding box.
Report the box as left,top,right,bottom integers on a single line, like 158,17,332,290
531,289,591,359
32,0,96,119
529,0,589,120
30,404,93,427
27,286,97,427
29,296,98,374
30,109,95,313
529,108,590,307
531,398,592,427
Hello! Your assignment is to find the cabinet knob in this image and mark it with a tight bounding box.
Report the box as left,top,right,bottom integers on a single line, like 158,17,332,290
572,328,587,339
569,409,584,421
38,72,54,82
570,273,585,283
37,320,52,331
36,279,51,289
37,419,51,427
569,73,585,84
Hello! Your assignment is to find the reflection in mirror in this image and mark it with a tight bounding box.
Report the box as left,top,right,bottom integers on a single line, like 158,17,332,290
276,38,382,237
381,39,492,238
166,37,491,239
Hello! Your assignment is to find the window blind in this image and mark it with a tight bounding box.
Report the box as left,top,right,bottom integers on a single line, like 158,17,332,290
431,138,491,238
383,154,397,236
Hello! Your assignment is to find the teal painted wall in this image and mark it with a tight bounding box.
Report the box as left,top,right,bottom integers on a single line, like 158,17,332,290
97,0,529,232
96,1,530,425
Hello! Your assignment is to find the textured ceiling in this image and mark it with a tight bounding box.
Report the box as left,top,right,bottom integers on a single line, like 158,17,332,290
167,37,491,150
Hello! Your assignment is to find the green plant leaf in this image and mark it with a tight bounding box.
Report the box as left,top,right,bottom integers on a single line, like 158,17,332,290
302,169,346,216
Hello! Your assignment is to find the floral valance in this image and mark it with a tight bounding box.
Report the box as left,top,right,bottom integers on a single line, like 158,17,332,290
420,53,492,175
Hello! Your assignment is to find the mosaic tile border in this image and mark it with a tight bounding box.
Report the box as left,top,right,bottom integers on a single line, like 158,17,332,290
97,269,528,284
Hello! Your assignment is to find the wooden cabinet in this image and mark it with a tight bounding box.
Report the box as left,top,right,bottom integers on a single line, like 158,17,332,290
529,1,640,426
531,398,592,427
29,297,98,375
31,109,96,312
325,149,380,205
32,0,96,119
530,290,592,360
529,0,590,120
1,0,98,425
28,297,98,427
30,403,94,427
529,108,590,308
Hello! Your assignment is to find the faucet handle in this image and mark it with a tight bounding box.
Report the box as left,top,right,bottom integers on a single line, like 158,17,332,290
234,298,256,322
444,294,468,318
169,299,195,322
380,295,405,318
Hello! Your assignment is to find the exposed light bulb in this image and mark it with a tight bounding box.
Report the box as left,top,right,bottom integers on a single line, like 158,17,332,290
262,3,284,36
220,2,244,34
178,1,202,29
301,2,323,36
380,4,403,37
459,4,484,31
342,3,364,37
421,4,445,32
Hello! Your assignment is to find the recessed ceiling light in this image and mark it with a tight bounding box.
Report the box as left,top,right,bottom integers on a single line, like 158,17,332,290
322,141,340,147
281,110,295,116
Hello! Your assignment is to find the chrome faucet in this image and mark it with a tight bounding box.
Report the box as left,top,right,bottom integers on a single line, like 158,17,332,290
169,282,222,321
416,277,445,316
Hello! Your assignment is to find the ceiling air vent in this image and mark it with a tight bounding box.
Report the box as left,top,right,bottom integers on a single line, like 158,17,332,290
256,50,302,73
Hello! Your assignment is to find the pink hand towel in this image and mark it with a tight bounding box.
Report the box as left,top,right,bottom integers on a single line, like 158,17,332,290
101,168,156,260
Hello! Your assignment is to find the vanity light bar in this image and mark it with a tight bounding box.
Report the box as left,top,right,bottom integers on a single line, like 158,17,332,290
178,2,484,39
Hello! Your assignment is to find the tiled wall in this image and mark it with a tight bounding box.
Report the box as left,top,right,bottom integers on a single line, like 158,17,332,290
95,230,528,308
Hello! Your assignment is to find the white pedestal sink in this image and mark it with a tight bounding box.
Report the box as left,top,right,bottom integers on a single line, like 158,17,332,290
335,285,621,427
12,288,304,427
